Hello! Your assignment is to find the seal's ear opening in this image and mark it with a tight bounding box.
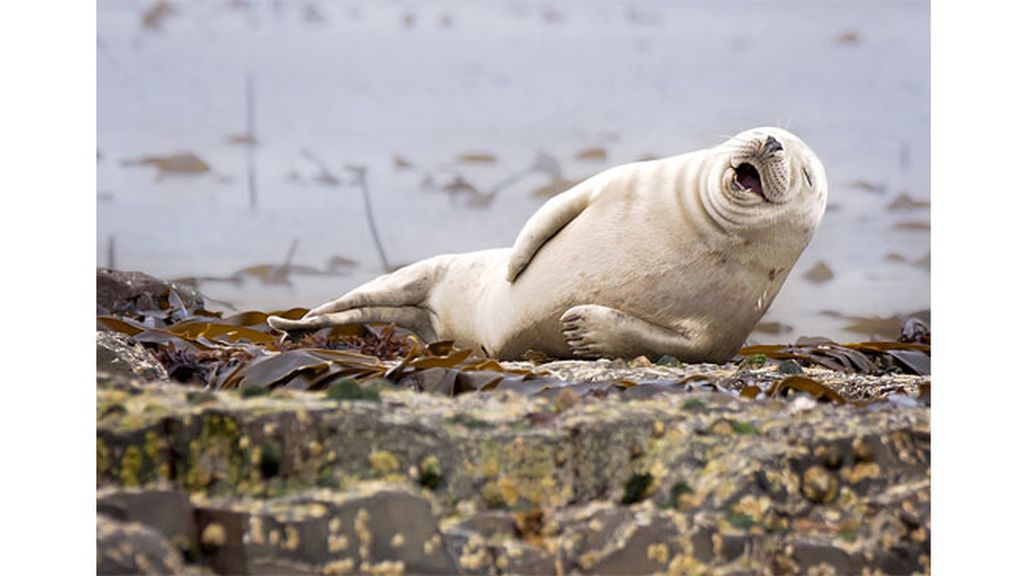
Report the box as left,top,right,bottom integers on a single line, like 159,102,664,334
735,163,764,198
802,166,813,187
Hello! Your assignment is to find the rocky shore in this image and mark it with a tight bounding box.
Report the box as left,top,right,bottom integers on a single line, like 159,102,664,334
96,270,930,575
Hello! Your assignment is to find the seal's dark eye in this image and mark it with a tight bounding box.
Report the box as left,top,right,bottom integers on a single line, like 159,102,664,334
802,166,813,187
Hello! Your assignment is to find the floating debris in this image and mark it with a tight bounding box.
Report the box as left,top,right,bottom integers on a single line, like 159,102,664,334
753,321,794,335
541,8,564,24
624,8,659,26
227,133,257,146
457,152,499,164
885,252,930,270
887,193,930,211
300,149,341,187
531,177,580,199
122,153,212,177
834,30,861,45
894,220,930,231
821,310,931,341
142,1,176,32
325,255,358,273
849,179,885,193
803,261,835,284
304,3,326,24
574,147,608,162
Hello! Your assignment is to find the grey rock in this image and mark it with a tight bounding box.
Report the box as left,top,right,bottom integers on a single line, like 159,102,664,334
96,364,930,575
97,268,203,316
97,331,169,381
190,485,458,575
97,488,196,561
97,514,194,575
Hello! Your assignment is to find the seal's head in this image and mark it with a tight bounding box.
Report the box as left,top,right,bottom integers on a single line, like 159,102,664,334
701,127,828,236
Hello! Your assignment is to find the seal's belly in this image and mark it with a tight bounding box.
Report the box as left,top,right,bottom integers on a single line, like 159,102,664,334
490,209,769,358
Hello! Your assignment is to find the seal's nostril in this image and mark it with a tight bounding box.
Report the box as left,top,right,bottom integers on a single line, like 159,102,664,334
764,135,783,154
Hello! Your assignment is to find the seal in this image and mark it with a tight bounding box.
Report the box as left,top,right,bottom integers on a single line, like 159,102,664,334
268,127,828,362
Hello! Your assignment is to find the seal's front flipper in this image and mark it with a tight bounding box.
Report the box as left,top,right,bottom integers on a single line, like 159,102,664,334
506,184,593,283
559,305,725,362
268,306,438,342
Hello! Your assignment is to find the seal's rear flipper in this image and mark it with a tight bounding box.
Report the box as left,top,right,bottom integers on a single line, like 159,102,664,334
266,315,323,332
298,256,448,318
268,305,438,342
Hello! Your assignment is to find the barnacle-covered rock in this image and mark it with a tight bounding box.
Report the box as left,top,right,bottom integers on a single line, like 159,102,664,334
97,514,198,575
96,360,929,574
97,488,197,561
97,268,204,317
97,331,169,382
188,484,457,575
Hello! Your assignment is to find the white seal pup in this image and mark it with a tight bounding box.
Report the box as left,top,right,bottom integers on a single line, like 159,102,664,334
268,127,828,362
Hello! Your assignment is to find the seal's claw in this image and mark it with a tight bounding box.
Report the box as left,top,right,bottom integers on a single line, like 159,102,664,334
560,305,611,358
571,345,597,359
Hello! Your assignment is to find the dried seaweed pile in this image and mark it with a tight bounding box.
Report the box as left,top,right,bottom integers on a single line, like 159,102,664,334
98,287,929,407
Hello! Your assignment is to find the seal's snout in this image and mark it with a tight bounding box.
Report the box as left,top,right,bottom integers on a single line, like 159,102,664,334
764,135,783,154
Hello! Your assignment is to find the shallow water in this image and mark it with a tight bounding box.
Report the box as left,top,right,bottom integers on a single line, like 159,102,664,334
97,0,930,343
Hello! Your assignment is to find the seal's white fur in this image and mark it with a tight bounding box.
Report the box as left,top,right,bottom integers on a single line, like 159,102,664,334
268,127,827,362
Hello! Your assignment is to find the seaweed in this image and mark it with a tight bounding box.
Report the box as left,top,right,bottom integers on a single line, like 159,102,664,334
98,294,929,407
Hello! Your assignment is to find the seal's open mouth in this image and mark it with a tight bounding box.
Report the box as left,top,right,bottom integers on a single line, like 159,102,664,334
735,162,765,199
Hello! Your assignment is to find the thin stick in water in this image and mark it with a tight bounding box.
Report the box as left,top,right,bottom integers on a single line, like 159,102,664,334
245,73,258,211
107,235,116,270
346,165,391,272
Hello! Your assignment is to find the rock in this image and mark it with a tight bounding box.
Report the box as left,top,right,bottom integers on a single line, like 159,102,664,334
97,268,204,316
193,505,251,575
800,466,838,504
95,361,930,574
97,488,197,561
444,511,556,575
554,505,676,574
97,331,169,381
788,537,864,574
97,514,196,575
190,484,457,575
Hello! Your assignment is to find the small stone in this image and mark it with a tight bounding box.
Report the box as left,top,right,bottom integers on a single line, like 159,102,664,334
369,451,400,474
201,523,227,548
777,360,805,375
417,455,443,490
709,419,735,436
656,355,682,367
630,355,653,368
801,466,839,504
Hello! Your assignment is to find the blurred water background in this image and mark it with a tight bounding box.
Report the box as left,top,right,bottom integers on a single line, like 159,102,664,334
97,0,929,343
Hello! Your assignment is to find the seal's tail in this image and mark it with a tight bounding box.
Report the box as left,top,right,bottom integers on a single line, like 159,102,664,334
267,257,446,340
